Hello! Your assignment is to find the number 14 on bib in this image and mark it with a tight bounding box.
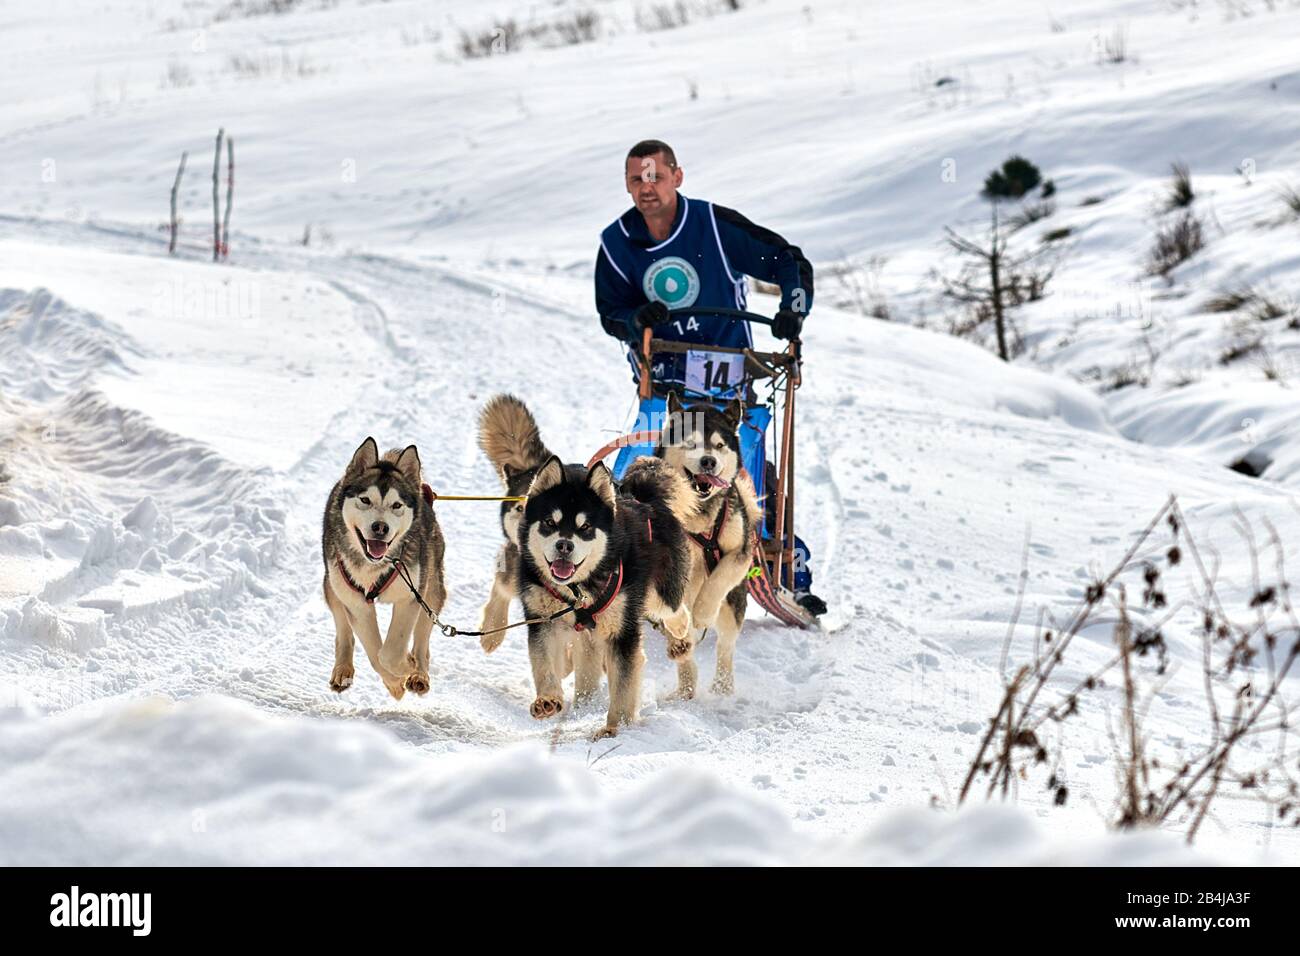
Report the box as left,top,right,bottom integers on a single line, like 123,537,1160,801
686,348,740,397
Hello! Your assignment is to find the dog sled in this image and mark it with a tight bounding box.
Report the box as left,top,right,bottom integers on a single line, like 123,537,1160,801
587,307,817,629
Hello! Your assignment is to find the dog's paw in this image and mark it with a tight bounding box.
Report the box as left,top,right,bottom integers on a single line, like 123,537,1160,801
405,672,430,695
329,665,354,693
710,674,735,696
378,652,409,681
666,637,694,661
666,684,696,702
529,695,564,720
591,725,619,741
383,678,407,701
480,630,505,654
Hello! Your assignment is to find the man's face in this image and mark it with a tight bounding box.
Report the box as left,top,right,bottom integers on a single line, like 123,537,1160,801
625,152,682,215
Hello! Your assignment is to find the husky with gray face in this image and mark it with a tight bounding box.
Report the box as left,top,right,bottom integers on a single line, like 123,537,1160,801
321,438,445,700
517,448,696,739
476,394,554,652
656,391,760,698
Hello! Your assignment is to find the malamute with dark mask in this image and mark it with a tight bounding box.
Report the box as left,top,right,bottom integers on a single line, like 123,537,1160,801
519,452,695,739
321,438,445,700
656,391,760,698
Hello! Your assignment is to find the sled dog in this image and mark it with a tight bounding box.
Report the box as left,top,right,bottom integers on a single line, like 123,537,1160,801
518,452,695,737
322,437,445,699
656,391,760,697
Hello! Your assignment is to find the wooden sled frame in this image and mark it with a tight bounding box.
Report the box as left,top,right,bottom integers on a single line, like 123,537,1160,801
634,308,804,598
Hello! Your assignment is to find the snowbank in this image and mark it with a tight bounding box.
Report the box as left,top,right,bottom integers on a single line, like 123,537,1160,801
0,246,377,681
0,694,1217,866
1110,372,1300,485
0,241,389,472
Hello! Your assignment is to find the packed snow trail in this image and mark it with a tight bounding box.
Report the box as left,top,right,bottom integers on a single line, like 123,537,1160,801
3,216,1299,863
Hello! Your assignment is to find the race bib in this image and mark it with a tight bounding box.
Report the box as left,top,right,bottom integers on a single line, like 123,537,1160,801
685,349,740,396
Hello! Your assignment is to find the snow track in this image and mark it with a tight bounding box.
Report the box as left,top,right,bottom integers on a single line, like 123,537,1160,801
1,217,1296,863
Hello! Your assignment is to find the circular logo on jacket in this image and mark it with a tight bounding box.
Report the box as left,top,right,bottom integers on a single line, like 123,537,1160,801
643,257,700,308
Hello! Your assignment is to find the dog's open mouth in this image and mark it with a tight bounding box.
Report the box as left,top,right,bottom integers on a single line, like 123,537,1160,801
689,471,730,497
549,558,579,582
356,528,390,561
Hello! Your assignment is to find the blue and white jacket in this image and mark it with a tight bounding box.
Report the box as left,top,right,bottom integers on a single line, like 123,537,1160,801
595,193,813,384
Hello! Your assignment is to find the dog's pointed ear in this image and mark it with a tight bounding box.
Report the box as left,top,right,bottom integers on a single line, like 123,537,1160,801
528,456,565,497
394,444,421,483
724,397,745,431
501,462,519,481
663,392,684,444
348,437,379,474
586,461,616,507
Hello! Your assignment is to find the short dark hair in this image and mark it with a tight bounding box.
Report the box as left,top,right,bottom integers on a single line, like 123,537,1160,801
626,139,677,169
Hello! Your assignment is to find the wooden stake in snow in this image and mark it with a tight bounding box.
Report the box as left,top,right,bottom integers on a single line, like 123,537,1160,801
222,136,234,260
169,151,187,256
212,128,224,262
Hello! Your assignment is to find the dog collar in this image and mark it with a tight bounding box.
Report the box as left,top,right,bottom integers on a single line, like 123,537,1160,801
541,561,624,631
337,556,402,604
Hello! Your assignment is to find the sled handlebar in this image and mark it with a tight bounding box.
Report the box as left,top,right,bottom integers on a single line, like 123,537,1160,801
665,306,776,328
635,307,801,400
663,306,801,356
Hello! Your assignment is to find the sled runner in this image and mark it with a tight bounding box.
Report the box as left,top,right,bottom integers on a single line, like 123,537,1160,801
589,307,816,629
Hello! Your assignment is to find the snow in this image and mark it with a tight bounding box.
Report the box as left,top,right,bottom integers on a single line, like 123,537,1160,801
0,694,1217,865
3,0,1300,864
0,241,385,471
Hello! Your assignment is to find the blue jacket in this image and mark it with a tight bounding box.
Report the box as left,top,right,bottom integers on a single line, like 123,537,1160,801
595,193,813,383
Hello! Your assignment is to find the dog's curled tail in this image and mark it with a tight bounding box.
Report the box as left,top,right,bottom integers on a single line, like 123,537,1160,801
619,456,696,525
478,394,552,482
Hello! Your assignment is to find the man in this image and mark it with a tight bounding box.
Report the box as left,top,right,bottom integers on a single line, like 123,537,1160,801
594,139,827,617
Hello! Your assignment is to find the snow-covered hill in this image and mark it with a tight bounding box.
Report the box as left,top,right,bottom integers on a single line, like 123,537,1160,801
3,0,1300,864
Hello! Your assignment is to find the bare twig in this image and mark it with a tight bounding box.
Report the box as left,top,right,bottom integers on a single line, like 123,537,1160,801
961,493,1300,842
169,151,187,255
222,135,234,260
212,128,224,263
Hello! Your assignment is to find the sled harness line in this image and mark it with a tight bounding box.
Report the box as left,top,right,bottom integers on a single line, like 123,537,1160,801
336,558,401,604
540,561,625,632
585,431,661,470
688,496,732,574
419,482,526,505
383,556,573,638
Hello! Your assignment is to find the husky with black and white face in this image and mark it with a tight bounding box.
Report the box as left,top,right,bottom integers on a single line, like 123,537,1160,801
661,392,745,501
656,391,760,698
518,453,695,738
321,437,445,700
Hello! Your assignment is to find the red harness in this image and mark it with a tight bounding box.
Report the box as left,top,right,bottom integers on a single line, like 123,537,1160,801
688,496,732,573
336,557,403,604
541,561,624,632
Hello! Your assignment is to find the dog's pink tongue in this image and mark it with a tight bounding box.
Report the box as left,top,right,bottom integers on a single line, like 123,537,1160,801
550,558,576,581
366,538,388,559
695,473,728,488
